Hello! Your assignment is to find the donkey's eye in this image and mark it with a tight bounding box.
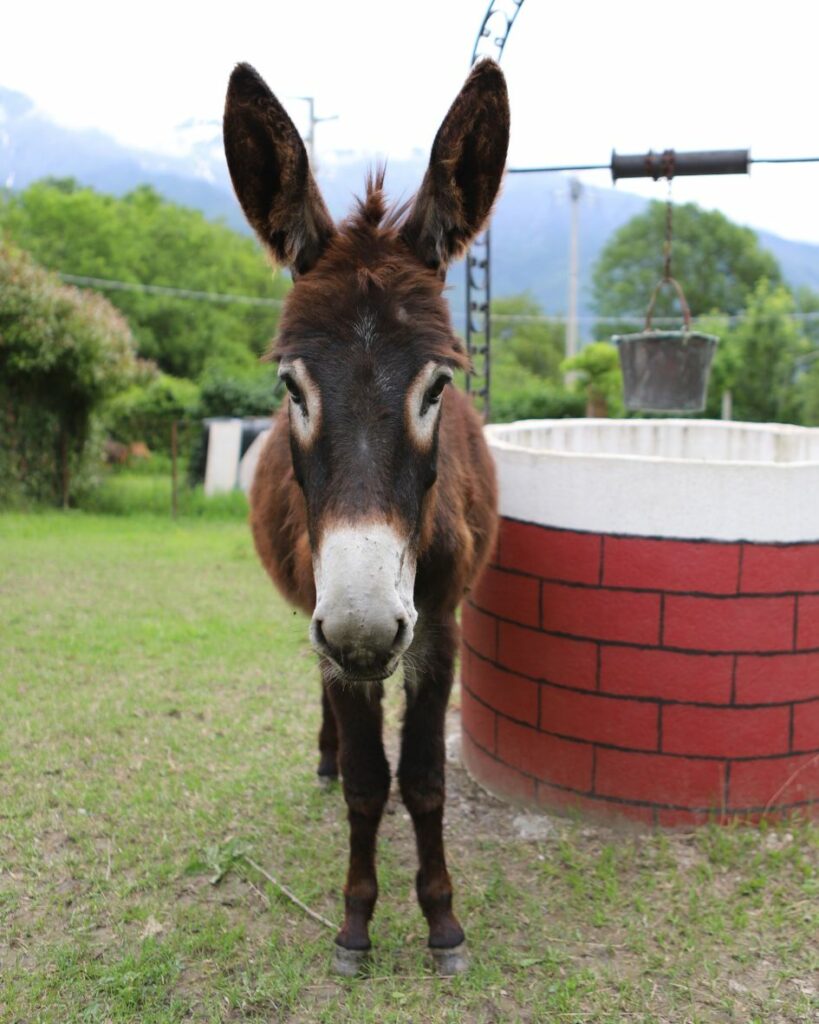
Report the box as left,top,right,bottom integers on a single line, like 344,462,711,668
283,375,304,407
425,375,449,406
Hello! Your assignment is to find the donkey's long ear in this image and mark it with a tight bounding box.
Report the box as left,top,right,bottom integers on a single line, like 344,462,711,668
401,59,509,272
224,63,335,276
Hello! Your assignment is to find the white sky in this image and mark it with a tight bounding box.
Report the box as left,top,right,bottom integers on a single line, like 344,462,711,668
3,0,819,243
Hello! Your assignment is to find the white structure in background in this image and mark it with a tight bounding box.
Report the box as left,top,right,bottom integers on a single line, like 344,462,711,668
204,420,243,495
203,419,272,496
238,428,271,493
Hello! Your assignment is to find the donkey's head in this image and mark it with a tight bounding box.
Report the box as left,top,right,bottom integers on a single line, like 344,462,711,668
224,61,509,681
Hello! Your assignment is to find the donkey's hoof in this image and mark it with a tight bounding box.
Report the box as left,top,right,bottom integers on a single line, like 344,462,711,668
431,941,469,976
317,773,339,791
332,944,368,977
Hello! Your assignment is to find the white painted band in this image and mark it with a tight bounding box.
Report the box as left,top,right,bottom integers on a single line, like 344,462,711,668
485,419,819,543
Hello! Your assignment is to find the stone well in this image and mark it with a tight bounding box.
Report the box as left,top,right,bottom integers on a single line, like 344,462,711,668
460,419,819,826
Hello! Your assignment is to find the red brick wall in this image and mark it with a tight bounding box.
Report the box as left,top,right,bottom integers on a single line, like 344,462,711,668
460,517,819,826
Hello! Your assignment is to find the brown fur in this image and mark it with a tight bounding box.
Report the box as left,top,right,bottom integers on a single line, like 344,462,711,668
250,176,497,612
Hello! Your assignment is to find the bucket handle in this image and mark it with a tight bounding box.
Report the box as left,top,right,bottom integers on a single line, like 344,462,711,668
644,276,692,331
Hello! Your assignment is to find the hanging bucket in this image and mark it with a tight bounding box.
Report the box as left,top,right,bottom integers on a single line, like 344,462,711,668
613,277,718,413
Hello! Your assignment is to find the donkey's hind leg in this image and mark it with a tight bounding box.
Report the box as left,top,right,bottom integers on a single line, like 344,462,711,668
317,674,339,785
399,614,468,975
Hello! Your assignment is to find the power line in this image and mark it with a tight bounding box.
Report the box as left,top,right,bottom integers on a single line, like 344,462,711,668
452,310,819,326
58,272,819,330
509,151,819,177
752,156,819,165
58,273,285,307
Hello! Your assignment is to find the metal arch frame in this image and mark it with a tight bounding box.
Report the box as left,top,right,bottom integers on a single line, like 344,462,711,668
465,0,525,419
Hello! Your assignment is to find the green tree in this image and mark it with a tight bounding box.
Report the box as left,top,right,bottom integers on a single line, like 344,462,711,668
492,294,564,379
794,285,819,348
794,356,819,425
593,202,782,329
703,280,811,422
0,243,137,505
0,180,289,379
487,294,584,422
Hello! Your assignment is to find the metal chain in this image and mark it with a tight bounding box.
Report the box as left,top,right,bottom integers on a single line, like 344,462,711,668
663,177,674,281
644,158,692,331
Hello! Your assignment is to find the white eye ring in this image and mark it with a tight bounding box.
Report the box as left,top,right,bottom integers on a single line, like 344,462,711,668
279,358,321,445
407,362,452,448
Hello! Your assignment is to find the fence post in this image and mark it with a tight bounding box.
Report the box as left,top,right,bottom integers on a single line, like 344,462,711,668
171,419,178,519
59,426,70,509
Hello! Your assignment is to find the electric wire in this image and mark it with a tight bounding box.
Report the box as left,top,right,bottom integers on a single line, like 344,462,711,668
58,273,284,307
58,271,819,328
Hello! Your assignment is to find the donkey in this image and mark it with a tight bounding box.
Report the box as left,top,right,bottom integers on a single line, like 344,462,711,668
223,58,509,975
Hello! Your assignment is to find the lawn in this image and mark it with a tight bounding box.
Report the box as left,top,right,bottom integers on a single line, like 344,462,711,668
1,510,817,1023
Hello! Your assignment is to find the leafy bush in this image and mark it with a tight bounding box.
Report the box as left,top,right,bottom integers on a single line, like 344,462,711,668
0,243,137,505
562,342,625,417
196,363,280,418
491,385,585,423
105,371,200,453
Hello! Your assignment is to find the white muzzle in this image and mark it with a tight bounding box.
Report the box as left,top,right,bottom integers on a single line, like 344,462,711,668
311,522,417,678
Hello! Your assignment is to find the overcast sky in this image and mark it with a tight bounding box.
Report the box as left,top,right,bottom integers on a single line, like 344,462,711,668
3,0,819,243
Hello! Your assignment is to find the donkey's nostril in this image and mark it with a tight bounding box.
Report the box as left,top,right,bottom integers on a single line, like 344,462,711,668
314,619,327,649
393,617,408,651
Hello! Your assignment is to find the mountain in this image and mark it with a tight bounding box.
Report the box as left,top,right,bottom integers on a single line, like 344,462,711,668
3,85,819,329
0,86,244,229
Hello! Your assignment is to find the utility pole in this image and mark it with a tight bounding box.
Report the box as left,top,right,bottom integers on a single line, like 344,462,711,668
565,177,582,381
294,97,338,171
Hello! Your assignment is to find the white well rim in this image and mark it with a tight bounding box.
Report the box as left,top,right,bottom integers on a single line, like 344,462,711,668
484,418,819,543
485,419,819,469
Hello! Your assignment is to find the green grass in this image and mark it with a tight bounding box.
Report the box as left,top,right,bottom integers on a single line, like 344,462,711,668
1,512,817,1023
80,467,250,519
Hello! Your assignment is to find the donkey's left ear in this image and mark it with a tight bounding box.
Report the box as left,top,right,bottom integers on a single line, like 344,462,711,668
400,59,509,273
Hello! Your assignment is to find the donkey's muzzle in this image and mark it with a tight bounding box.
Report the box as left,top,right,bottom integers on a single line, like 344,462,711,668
312,612,409,680
311,522,417,681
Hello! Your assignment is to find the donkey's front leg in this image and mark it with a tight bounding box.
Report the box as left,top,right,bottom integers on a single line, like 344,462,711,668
325,672,390,975
317,678,339,785
398,614,467,974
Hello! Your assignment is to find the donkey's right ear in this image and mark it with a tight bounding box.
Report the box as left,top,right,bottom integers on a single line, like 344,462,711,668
223,63,335,276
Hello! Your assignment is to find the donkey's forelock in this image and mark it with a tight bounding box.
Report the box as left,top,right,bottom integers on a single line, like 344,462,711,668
351,166,411,234
271,170,471,371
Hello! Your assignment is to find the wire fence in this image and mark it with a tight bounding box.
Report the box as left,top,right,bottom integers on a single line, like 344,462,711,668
104,414,273,518
104,416,207,517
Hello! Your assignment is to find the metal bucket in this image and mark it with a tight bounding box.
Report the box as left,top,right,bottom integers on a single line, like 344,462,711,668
614,275,718,413
614,329,718,412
